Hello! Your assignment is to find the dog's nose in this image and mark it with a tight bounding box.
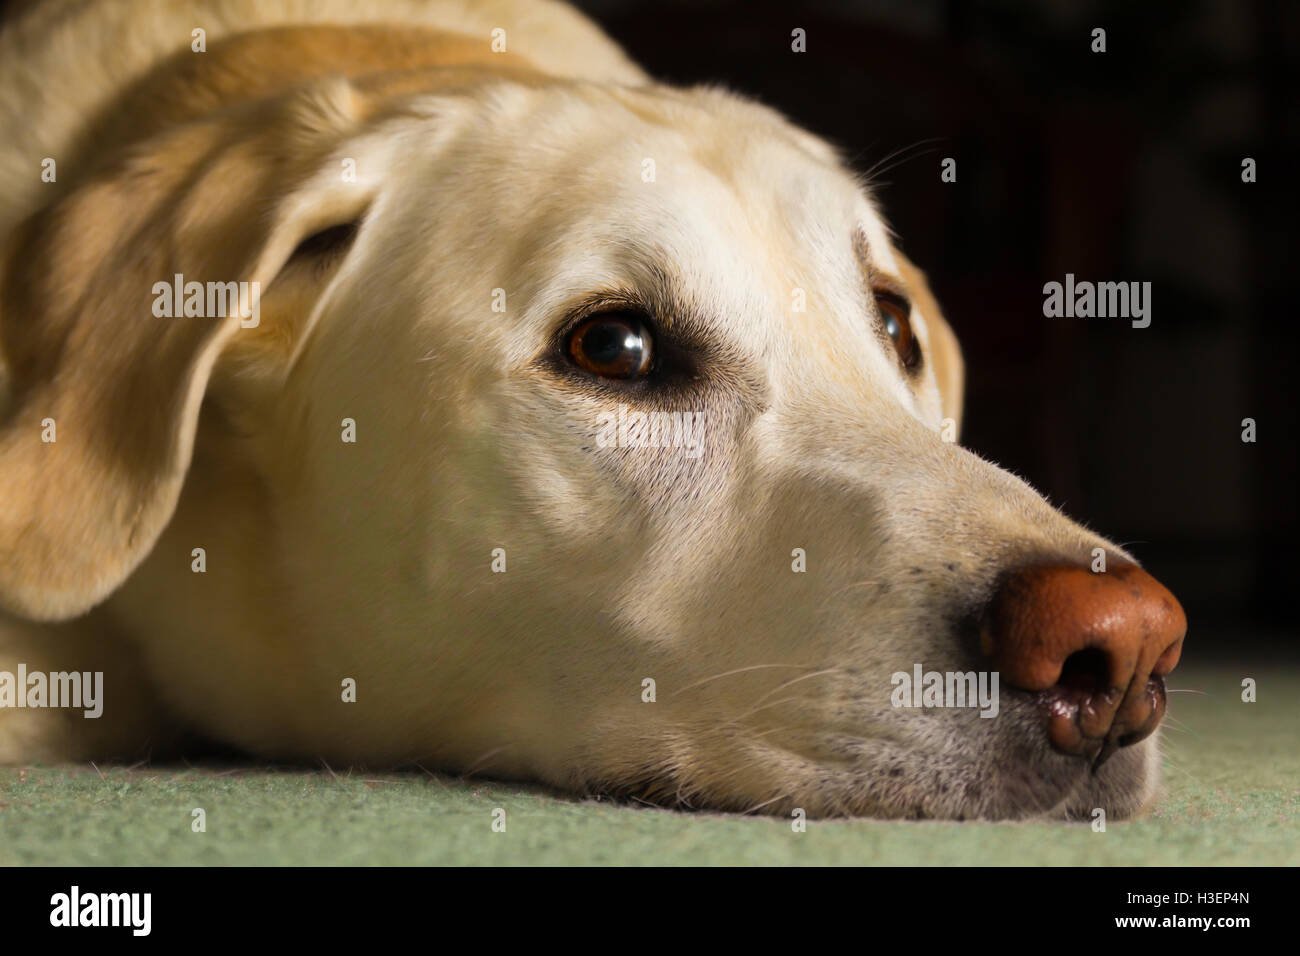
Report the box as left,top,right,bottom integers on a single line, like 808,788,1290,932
980,563,1186,766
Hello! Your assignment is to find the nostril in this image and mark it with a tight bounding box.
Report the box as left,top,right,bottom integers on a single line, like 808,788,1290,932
1047,646,1129,747
981,562,1188,762
1056,646,1111,697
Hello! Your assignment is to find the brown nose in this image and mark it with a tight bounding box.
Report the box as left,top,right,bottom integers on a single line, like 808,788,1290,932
980,563,1186,767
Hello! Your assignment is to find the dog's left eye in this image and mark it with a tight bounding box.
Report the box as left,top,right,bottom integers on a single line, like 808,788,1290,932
875,289,920,370
567,312,654,379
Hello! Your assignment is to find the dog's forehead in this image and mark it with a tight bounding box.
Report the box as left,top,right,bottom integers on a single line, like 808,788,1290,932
552,93,880,277
367,84,910,389
390,81,896,276
591,89,900,276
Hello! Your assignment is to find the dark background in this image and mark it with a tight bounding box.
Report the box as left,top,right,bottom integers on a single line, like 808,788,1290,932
576,0,1298,647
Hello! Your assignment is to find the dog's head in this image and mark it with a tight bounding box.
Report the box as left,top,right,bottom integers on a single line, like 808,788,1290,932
0,71,1184,819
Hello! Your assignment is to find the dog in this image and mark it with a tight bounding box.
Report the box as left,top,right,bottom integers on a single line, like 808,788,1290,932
0,0,1185,820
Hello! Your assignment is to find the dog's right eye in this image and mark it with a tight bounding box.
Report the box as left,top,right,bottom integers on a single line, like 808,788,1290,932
875,288,921,371
566,312,654,379
287,221,360,266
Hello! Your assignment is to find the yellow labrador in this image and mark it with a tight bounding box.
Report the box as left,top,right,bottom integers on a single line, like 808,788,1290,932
0,0,1184,819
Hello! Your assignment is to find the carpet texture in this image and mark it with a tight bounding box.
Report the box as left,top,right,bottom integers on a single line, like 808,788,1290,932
1,661,1295,865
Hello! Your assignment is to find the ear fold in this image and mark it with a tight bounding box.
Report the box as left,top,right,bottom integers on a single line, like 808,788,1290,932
895,250,964,438
0,79,375,621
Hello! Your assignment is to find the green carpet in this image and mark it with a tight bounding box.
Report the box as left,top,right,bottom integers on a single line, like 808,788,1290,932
2,661,1295,865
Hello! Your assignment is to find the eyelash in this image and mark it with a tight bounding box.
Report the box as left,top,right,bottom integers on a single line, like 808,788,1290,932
874,290,910,314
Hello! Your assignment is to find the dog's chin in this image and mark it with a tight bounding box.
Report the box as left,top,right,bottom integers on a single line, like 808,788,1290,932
978,698,1165,823
1054,736,1163,821
838,687,1168,822
939,735,1162,823
578,724,1163,822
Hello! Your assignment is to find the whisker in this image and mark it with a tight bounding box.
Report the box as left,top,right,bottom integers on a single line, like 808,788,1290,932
737,695,815,722
669,663,822,698
828,578,886,599
743,668,842,711
743,790,793,815
411,761,450,789
859,137,946,183
461,744,510,778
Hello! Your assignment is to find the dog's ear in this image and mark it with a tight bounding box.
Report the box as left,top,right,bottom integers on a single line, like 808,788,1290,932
894,250,964,438
0,79,378,621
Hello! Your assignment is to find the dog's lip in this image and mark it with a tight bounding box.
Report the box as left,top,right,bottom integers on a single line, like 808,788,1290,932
1035,675,1168,770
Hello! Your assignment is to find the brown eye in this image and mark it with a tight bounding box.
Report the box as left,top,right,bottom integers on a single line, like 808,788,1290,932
567,312,653,379
875,290,920,370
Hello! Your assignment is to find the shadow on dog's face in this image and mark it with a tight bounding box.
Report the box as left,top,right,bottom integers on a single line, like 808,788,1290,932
0,78,1183,820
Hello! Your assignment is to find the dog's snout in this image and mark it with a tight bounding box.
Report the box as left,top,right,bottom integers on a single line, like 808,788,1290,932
980,563,1186,766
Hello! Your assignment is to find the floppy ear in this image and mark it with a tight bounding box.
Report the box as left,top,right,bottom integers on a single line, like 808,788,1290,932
0,79,376,621
895,250,964,438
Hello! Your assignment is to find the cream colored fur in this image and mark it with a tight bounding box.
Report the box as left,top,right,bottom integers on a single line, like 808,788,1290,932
0,0,1159,818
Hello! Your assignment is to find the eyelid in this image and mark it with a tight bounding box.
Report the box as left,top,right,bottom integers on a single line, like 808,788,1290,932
870,281,911,315
556,293,652,339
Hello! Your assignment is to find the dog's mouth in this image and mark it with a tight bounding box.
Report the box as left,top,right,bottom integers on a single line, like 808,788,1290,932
1035,668,1169,772
563,641,1177,820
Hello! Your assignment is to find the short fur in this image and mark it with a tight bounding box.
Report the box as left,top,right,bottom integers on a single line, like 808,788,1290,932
0,0,1160,818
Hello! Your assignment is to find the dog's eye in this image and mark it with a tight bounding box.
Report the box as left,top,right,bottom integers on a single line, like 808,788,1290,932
875,289,920,370
567,312,654,379
287,221,359,264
